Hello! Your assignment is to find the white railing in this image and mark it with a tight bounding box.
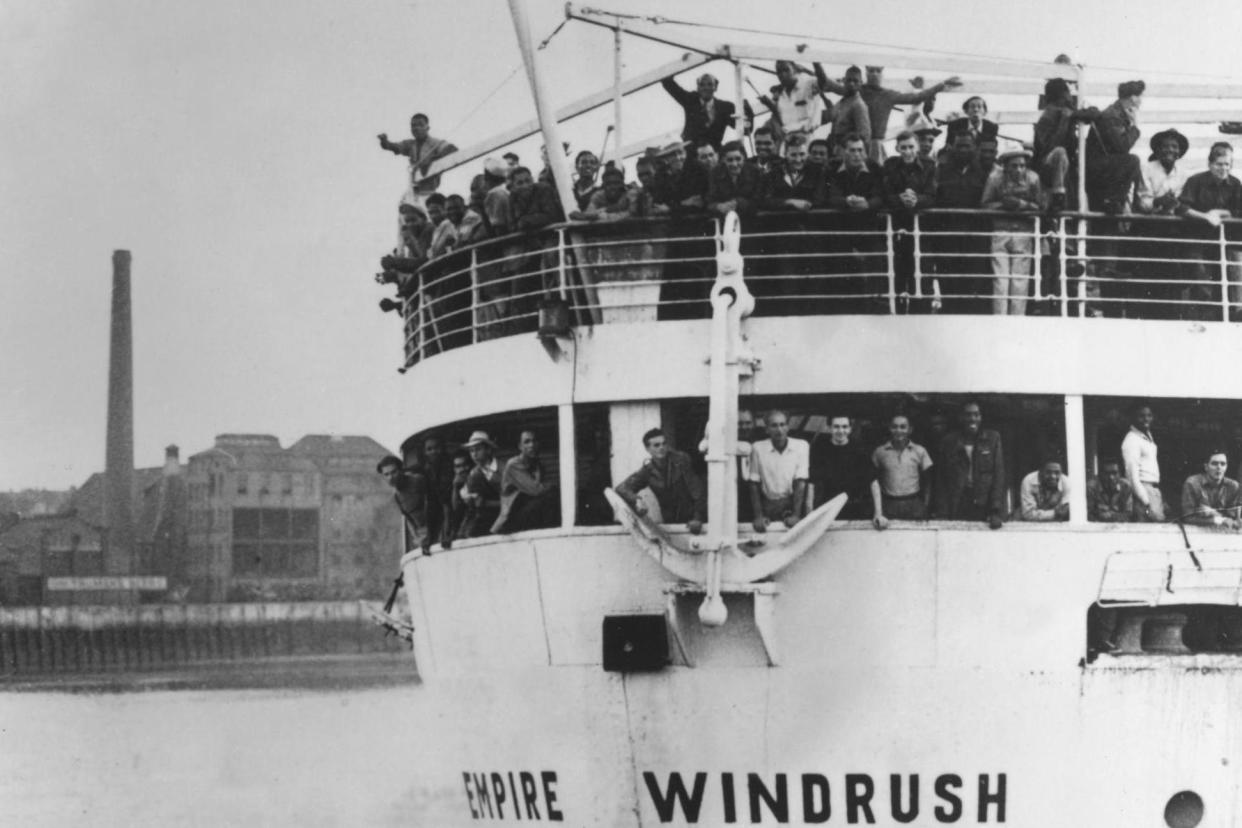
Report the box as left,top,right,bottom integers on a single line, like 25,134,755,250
392,212,1242,368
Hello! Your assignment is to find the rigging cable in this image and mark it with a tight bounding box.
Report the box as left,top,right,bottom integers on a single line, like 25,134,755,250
445,19,570,139
575,6,1242,81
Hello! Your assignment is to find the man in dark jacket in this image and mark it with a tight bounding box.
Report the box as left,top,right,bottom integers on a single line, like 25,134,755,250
616,428,706,534
661,73,737,151
935,401,1006,528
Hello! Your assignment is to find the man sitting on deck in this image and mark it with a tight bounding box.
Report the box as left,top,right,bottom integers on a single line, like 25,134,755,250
616,428,706,534
1181,449,1242,530
748,410,810,532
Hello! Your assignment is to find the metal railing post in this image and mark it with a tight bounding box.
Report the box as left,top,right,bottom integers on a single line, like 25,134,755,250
1219,223,1230,322
885,213,897,314
557,227,568,299
912,214,924,299
1076,218,1089,315
416,271,426,364
1058,216,1069,317
470,247,480,344
1032,215,1043,302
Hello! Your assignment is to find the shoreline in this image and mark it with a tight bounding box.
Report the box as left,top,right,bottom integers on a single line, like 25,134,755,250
0,651,420,694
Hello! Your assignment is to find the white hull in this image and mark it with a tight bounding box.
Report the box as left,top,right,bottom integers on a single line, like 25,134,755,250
400,525,1241,826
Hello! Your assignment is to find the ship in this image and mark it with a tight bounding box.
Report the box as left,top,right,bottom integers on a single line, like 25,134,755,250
379,4,1242,825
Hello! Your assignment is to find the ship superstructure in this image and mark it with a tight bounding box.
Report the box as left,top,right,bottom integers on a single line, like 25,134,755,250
380,7,1242,826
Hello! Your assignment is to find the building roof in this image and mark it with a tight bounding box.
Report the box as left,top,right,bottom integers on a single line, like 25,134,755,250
288,434,393,457
63,467,166,528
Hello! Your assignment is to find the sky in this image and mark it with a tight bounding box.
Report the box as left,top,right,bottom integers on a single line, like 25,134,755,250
3,0,1241,491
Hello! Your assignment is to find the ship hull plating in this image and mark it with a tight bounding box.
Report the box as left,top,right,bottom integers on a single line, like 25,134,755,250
400,526,1241,826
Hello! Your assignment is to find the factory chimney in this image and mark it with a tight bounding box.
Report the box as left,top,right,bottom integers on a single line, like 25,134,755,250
104,249,135,575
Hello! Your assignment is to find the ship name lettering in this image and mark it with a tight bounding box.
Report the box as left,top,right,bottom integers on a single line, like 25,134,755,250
642,771,1007,823
462,770,563,821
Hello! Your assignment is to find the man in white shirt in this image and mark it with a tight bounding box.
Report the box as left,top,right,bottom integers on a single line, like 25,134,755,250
1137,129,1190,214
748,410,810,531
1121,403,1164,521
1019,460,1070,521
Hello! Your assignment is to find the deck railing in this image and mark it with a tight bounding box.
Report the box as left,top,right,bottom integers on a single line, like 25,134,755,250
393,211,1242,368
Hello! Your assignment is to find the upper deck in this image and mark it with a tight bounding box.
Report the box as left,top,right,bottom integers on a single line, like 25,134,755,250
391,209,1242,431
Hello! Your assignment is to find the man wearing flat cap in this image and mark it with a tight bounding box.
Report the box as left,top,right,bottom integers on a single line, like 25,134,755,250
1034,77,1097,213
982,148,1044,315
461,430,504,537
1086,80,1145,214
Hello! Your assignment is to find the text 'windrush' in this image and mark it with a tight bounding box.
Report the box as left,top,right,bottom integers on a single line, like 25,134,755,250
643,771,1007,824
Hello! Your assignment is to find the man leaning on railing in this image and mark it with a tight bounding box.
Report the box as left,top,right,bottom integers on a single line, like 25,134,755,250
1177,142,1242,321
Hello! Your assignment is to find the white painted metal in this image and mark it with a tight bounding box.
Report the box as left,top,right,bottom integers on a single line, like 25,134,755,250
508,0,577,217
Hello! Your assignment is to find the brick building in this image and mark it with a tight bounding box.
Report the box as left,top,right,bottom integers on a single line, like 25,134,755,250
0,435,402,606
185,434,401,602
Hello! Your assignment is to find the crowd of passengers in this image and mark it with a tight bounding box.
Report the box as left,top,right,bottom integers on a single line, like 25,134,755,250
377,400,1242,555
377,64,1242,322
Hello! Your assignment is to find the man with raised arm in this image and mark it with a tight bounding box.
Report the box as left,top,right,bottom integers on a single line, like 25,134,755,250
748,410,810,532
756,61,828,141
377,454,432,555
1121,403,1164,521
935,401,1006,529
662,72,737,152
1086,459,1134,523
492,431,559,534
871,414,934,529
818,65,960,162
616,428,705,534
1019,460,1070,522
820,65,871,152
1181,449,1242,529
377,113,458,202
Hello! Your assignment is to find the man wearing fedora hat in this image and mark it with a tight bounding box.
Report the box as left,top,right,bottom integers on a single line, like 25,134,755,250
461,430,503,537
982,148,1044,315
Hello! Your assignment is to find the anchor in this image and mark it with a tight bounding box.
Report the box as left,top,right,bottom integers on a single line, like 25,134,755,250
607,212,843,661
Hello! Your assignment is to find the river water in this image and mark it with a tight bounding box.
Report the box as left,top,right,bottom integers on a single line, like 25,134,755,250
0,655,426,827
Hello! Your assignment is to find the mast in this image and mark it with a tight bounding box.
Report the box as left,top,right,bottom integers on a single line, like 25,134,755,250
508,0,577,217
